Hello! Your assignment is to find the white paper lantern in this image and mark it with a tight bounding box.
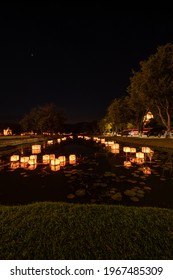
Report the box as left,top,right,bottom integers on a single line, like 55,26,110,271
20,156,29,163
142,147,151,153
123,147,130,153
130,147,136,153
136,152,144,159
10,155,19,162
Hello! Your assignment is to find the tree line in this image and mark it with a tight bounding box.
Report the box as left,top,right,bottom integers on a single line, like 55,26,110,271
99,43,173,137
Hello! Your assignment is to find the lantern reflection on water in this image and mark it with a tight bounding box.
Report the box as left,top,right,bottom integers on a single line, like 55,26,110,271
51,165,60,172
10,162,20,169
124,160,132,167
143,166,151,175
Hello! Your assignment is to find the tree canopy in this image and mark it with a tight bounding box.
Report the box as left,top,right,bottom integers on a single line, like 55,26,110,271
20,104,65,134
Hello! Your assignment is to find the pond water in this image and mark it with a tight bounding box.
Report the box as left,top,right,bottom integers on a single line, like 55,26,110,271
0,136,173,209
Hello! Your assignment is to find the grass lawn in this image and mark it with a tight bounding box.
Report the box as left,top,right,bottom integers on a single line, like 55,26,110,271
0,202,173,260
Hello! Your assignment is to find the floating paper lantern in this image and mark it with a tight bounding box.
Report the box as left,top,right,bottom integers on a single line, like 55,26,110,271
69,154,76,164
111,149,120,154
47,140,53,145
10,155,19,162
142,147,151,153
111,143,119,149
57,138,61,143
20,156,29,163
61,137,67,141
50,158,60,166
42,154,50,161
100,138,105,144
123,147,131,153
28,158,37,165
32,145,41,150
58,156,66,163
30,155,37,160
51,165,60,172
107,141,114,146
136,152,144,159
130,147,136,153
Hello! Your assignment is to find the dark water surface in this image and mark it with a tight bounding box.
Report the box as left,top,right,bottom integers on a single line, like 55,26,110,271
0,137,173,209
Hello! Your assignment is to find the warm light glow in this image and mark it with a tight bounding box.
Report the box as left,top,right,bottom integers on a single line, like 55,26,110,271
69,154,76,164
28,158,37,165
32,145,41,150
57,138,61,143
107,141,114,146
28,164,37,170
29,155,37,160
111,143,119,149
111,149,120,154
101,138,105,144
10,162,19,169
143,166,151,174
136,152,144,159
142,147,151,153
42,155,50,161
58,156,66,163
47,140,53,145
50,158,60,166
135,158,145,164
123,147,130,153
49,154,55,160
10,155,19,162
51,165,60,171
124,160,132,167
130,147,136,153
20,156,29,163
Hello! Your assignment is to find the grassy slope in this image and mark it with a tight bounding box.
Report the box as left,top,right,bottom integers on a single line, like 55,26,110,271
0,202,173,260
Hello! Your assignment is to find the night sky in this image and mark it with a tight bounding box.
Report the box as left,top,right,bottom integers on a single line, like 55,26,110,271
0,7,173,123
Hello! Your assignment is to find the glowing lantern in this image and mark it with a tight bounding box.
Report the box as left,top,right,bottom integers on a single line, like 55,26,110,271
42,154,50,162
50,158,60,166
32,145,41,150
20,156,29,163
47,140,53,145
28,158,37,165
28,164,37,170
69,154,76,164
123,147,130,153
51,165,60,171
57,138,61,143
58,156,66,166
61,137,67,141
135,158,144,165
111,149,120,154
130,148,136,153
124,161,132,167
111,143,119,149
107,141,114,146
136,152,144,159
142,147,151,153
30,155,37,160
101,138,105,144
10,155,19,162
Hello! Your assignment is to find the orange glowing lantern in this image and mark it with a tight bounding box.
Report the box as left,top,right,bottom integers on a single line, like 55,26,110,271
10,155,19,162
101,138,105,144
130,147,136,153
57,138,61,143
111,143,120,149
142,147,151,153
20,156,29,163
32,144,41,150
42,154,50,162
29,155,37,160
28,158,37,165
123,147,131,153
47,140,53,145
51,165,60,171
136,152,144,159
69,154,76,164
111,149,120,154
50,158,60,166
58,156,66,163
10,162,20,169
